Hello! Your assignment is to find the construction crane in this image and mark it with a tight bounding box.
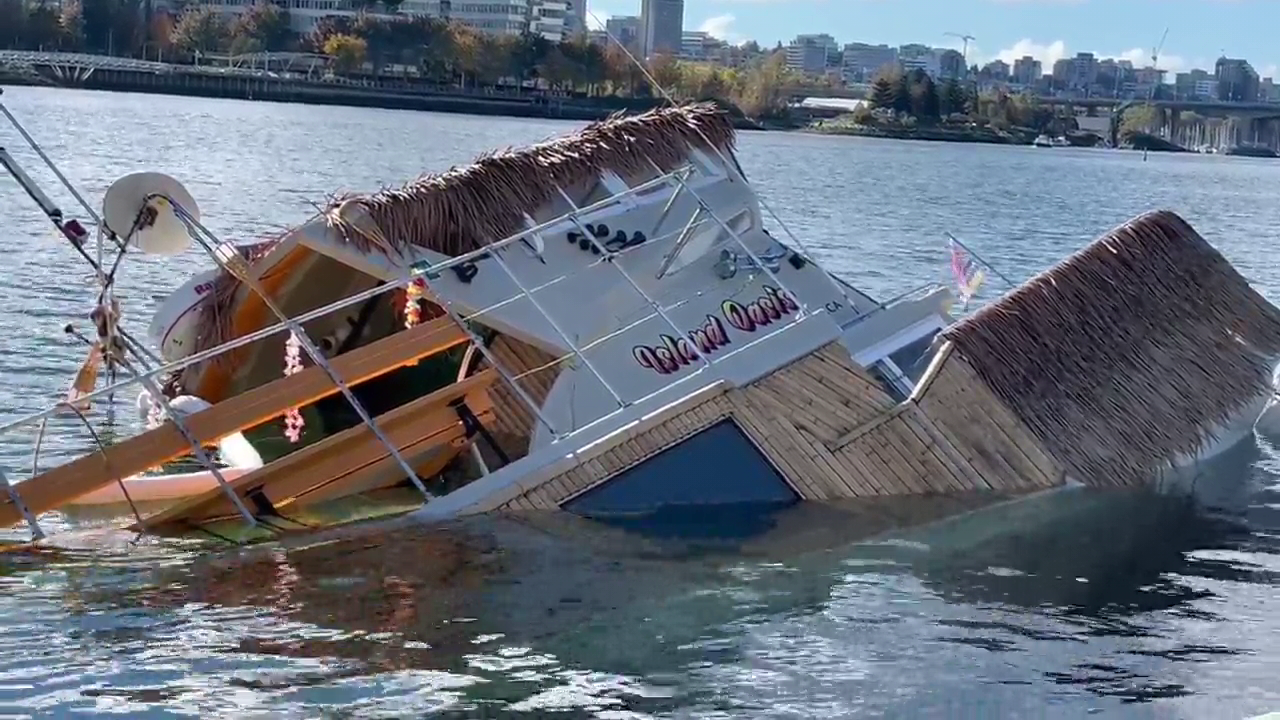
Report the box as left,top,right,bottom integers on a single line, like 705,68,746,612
944,32,975,64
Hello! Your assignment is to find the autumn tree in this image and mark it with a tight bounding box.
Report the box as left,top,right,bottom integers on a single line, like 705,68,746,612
147,10,177,59
735,51,793,118
59,0,85,50
230,1,292,54
647,53,681,96
22,3,63,49
604,43,645,96
324,33,367,74
170,6,227,57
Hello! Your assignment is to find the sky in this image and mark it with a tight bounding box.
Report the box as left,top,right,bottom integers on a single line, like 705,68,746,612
584,0,1280,79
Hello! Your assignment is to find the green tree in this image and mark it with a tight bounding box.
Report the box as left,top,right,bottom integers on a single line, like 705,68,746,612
324,32,367,74
908,71,940,120
941,79,967,116
1120,104,1159,137
869,75,895,109
170,6,227,57
23,3,64,49
892,71,912,114
0,0,26,49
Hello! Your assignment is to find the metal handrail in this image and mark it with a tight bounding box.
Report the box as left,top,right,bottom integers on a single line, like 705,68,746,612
0,165,707,436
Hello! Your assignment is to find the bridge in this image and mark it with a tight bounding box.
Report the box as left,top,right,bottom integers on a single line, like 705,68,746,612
1037,96,1280,118
780,81,1280,119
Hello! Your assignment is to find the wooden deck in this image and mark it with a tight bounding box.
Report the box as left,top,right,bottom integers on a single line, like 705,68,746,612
0,316,470,527
487,342,1065,511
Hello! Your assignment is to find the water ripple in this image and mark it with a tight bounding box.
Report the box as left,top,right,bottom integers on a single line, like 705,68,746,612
2,88,1280,717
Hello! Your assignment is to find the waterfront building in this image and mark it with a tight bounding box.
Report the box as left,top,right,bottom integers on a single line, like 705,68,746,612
193,0,534,36
1175,69,1214,100
679,31,730,63
639,0,683,58
1051,58,1071,87
527,0,576,42
1215,57,1259,102
937,49,965,80
784,34,839,76
1069,52,1098,91
1261,77,1280,103
604,15,642,55
841,42,897,83
1011,55,1041,86
980,59,1009,82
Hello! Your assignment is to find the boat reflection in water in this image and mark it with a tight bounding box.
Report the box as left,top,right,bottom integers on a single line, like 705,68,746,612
36,439,1273,713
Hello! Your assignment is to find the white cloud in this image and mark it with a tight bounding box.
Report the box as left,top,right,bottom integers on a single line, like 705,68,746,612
953,38,1195,74
699,14,739,42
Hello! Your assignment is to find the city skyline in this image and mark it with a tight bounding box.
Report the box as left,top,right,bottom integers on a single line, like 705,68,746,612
586,0,1280,79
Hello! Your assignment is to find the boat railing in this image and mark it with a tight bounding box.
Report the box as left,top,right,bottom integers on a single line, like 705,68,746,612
0,158,833,541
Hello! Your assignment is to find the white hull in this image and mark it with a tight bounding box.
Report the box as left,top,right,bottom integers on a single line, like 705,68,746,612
1152,391,1270,492
64,467,256,506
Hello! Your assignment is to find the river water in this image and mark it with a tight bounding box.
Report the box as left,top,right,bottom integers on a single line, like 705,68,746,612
2,87,1280,718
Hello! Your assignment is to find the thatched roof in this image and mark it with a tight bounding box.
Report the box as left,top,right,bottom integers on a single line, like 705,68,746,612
324,102,736,257
942,210,1280,485
173,103,736,395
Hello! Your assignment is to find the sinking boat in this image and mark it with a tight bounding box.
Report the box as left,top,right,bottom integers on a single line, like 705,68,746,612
2,97,1280,545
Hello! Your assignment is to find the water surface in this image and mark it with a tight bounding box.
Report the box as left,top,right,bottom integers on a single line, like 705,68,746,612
2,87,1280,718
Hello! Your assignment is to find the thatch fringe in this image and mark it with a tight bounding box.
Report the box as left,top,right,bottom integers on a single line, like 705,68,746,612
942,210,1280,485
171,103,735,396
323,102,735,257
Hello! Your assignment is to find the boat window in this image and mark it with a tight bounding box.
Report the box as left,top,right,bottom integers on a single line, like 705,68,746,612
562,419,798,521
866,361,909,403
887,329,941,389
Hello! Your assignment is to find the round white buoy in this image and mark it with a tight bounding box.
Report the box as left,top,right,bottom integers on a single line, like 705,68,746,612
102,172,198,256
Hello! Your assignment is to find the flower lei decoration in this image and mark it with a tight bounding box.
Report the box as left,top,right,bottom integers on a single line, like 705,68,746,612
282,331,305,443
404,277,426,328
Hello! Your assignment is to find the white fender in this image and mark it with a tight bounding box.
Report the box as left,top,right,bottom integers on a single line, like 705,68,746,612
148,268,221,362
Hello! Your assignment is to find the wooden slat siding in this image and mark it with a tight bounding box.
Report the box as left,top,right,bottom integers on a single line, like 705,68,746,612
470,334,564,462
913,353,1062,490
493,340,1071,512
0,317,471,528
135,371,497,530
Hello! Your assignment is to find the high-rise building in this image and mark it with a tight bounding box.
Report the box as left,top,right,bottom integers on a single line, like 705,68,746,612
1069,52,1098,91
640,0,683,58
981,60,1010,82
1215,57,1259,102
604,15,642,55
842,42,898,83
937,49,965,80
1011,55,1041,86
785,34,838,76
561,0,587,37
528,0,571,42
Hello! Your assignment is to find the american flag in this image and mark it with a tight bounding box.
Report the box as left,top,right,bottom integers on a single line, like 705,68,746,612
948,236,986,308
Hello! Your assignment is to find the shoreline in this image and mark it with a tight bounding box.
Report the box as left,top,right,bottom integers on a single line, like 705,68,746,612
807,122,1022,145
0,66,775,129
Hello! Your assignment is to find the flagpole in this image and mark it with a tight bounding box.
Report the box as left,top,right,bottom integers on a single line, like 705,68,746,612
946,232,1016,287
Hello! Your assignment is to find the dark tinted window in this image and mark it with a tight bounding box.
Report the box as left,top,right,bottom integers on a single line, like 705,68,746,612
563,419,798,518
866,362,908,403
888,330,941,388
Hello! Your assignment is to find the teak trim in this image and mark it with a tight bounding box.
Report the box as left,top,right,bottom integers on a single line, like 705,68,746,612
0,316,470,527
135,370,498,530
